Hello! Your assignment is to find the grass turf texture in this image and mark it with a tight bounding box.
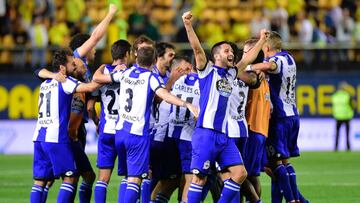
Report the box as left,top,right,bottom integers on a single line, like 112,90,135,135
1,152,359,203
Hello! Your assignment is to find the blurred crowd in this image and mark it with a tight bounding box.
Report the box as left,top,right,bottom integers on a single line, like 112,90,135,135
1,0,360,70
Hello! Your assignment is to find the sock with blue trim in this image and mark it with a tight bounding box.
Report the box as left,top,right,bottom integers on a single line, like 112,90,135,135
271,179,283,203
30,184,43,203
124,182,140,203
94,181,107,203
286,164,300,201
273,165,294,202
41,185,49,203
155,193,169,203
58,182,76,203
218,179,241,203
118,178,127,203
141,179,151,203
79,181,93,203
188,183,203,203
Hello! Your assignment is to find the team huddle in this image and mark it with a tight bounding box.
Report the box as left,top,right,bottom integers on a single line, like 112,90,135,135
30,4,309,203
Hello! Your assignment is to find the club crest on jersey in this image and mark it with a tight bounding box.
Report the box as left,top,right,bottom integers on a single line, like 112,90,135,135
216,78,232,97
203,160,210,170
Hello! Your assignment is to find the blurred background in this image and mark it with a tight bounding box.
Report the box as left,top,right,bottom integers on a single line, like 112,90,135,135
0,0,360,154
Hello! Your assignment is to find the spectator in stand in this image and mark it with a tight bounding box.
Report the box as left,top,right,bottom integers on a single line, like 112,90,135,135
250,9,271,38
48,18,70,47
28,15,48,70
296,10,313,69
12,17,29,70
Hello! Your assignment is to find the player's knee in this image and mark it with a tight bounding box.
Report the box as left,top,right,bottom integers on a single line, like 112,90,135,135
192,174,207,186
82,171,96,184
231,165,247,184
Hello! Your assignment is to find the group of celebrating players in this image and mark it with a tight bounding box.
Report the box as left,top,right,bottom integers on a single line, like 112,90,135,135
30,3,309,203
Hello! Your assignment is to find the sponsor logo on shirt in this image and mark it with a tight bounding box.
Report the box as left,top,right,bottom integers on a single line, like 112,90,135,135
216,78,232,97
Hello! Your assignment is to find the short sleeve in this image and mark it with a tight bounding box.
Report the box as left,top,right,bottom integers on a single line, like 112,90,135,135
197,61,214,79
62,77,79,94
150,73,165,92
111,70,123,83
73,49,87,65
71,93,85,114
267,57,281,74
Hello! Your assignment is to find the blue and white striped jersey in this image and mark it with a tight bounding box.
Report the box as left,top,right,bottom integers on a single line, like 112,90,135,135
151,65,170,141
196,62,237,134
265,51,298,118
168,73,200,141
33,77,79,143
99,64,120,134
227,79,249,138
111,64,165,136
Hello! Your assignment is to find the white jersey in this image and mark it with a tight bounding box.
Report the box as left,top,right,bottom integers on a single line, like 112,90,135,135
265,51,298,118
227,79,249,138
99,64,120,134
33,77,79,143
168,73,200,141
111,64,165,136
196,62,237,134
151,65,171,142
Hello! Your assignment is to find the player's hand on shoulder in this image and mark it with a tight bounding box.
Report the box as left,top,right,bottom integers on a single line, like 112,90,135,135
113,64,127,72
182,11,193,25
54,72,67,83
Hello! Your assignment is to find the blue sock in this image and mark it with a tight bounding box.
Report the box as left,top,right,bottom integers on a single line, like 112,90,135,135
286,164,300,201
58,183,76,203
201,178,212,201
230,189,240,203
271,180,283,203
155,193,169,203
188,183,203,203
274,165,294,202
118,178,127,203
79,182,93,203
41,185,49,203
124,182,140,203
94,181,107,203
218,179,241,203
141,179,151,203
30,184,43,203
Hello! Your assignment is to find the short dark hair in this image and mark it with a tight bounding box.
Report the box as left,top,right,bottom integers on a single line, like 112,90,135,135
52,49,73,71
69,33,90,51
210,41,230,62
137,46,156,67
155,42,175,58
111,40,131,60
133,35,155,53
170,55,191,69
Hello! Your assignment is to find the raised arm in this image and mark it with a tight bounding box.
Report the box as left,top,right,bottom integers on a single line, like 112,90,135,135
235,29,269,76
155,88,199,118
182,11,207,70
76,4,118,57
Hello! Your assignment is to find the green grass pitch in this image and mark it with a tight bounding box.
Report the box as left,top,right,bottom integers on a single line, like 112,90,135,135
1,152,359,203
